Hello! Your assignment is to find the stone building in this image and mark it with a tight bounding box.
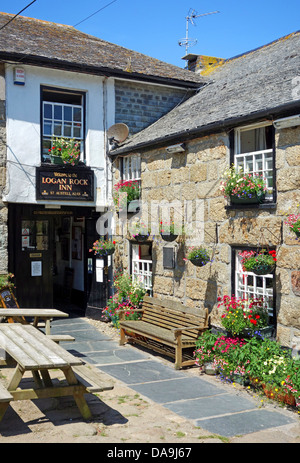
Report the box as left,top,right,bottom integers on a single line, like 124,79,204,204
110,32,300,349
0,12,203,311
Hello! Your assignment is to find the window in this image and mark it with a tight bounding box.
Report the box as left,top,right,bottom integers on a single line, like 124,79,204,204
131,243,152,295
41,87,85,162
122,155,141,181
233,122,275,201
234,248,275,323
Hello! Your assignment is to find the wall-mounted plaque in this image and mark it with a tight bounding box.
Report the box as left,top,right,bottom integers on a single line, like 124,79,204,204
36,166,94,201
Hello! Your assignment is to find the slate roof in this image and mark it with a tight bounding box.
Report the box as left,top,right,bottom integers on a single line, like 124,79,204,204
0,12,204,88
112,31,300,155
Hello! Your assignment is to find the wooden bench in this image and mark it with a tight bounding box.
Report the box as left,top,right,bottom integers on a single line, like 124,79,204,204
73,362,114,393
119,296,209,369
0,382,13,422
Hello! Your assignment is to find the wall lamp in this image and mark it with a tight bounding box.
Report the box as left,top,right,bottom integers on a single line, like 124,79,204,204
166,143,186,153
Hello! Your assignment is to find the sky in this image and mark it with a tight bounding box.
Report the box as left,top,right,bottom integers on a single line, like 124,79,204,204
0,0,299,68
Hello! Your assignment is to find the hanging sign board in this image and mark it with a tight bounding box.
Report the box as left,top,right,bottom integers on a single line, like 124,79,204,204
14,67,25,85
36,166,94,201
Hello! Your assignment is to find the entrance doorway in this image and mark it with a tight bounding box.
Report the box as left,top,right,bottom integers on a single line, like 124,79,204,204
8,205,107,311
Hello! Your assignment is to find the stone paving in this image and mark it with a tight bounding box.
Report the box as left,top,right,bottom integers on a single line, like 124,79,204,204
52,316,299,439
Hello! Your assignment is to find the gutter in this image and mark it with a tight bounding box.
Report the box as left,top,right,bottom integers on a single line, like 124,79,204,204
110,100,300,156
0,52,204,90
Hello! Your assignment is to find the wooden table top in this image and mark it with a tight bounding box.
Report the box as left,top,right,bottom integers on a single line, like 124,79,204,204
0,308,69,318
0,324,82,370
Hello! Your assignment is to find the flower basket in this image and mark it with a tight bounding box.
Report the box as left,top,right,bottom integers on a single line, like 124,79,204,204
133,233,150,242
185,247,211,267
89,239,116,256
220,165,267,204
239,249,276,276
161,233,178,242
285,214,300,239
49,137,80,166
113,180,140,212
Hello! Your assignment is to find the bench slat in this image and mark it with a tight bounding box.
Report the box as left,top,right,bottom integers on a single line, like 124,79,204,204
0,383,13,402
73,363,114,393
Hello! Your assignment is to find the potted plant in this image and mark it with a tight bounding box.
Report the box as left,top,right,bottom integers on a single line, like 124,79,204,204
113,180,140,212
239,249,276,275
285,213,300,238
184,246,211,267
49,137,80,166
220,165,267,204
218,295,269,337
89,239,116,256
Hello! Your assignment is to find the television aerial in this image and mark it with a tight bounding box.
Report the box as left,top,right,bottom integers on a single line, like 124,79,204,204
178,8,220,56
107,123,129,148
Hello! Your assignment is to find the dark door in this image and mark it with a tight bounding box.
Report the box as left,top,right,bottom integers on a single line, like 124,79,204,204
15,209,53,308
85,216,108,313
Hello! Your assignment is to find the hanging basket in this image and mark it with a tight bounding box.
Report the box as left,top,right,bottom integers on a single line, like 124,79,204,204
251,263,275,275
160,233,178,242
189,258,209,267
133,234,150,242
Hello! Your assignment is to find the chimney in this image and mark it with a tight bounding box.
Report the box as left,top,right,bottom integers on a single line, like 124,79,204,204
182,54,225,75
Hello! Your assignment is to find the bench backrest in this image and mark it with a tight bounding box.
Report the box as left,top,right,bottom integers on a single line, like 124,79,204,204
141,296,209,339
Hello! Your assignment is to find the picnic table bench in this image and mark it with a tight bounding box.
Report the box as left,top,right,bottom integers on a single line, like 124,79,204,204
0,324,114,422
119,296,209,369
0,308,69,335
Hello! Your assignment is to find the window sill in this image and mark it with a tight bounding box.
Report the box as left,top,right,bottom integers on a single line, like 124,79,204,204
225,202,277,210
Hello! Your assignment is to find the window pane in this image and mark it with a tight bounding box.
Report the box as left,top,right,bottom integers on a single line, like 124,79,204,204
73,107,82,122
64,106,72,121
54,123,62,136
63,122,72,137
43,122,52,136
54,105,62,120
73,126,81,138
44,103,52,119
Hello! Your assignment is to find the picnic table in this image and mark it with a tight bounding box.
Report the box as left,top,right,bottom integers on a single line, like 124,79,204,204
0,324,98,421
0,308,68,335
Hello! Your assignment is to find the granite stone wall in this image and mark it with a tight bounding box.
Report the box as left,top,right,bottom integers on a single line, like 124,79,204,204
113,124,300,350
0,63,8,274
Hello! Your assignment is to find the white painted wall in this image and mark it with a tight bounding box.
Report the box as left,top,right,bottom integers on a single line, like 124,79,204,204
4,64,115,208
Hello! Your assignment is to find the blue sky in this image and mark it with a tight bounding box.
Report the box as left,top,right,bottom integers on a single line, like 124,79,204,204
1,0,299,67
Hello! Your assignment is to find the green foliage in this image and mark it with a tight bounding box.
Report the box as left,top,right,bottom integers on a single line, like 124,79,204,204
220,165,266,199
50,137,80,165
0,273,15,290
113,180,140,211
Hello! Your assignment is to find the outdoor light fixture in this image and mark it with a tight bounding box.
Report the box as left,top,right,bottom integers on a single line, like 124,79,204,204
166,143,186,153
273,115,300,129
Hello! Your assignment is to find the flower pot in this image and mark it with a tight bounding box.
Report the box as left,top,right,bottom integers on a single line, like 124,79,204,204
203,362,218,375
160,233,178,242
50,154,64,165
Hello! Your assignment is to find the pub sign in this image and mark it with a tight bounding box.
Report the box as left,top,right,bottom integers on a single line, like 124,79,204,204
36,166,94,201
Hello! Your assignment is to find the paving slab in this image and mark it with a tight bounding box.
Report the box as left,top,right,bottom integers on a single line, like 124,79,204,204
100,360,185,384
195,409,297,437
84,347,151,365
132,376,226,403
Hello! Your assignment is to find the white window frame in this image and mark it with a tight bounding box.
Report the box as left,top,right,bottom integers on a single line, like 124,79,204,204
234,122,274,201
42,90,84,162
235,249,274,320
131,243,152,295
122,154,141,181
